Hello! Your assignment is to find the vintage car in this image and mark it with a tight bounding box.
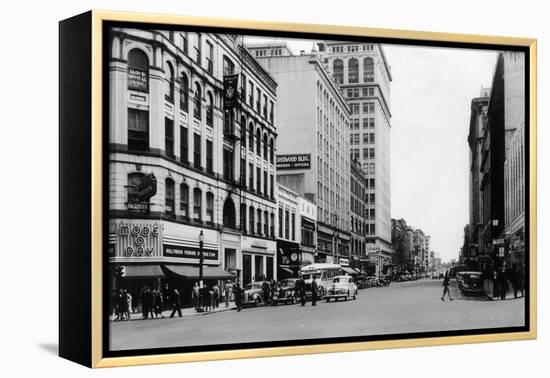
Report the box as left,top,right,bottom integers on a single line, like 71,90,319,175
242,281,270,306
271,278,298,305
325,275,358,302
457,271,484,295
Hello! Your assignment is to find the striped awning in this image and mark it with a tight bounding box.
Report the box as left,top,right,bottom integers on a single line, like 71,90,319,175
163,265,234,280
123,265,165,278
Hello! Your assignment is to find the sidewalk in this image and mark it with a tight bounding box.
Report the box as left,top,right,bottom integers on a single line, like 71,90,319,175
110,303,237,322
482,278,525,301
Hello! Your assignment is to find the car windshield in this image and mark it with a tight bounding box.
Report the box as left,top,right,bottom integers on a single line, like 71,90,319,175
245,283,260,290
281,280,296,286
333,277,346,283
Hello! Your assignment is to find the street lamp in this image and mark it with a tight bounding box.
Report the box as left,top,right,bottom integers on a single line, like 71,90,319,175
199,230,204,283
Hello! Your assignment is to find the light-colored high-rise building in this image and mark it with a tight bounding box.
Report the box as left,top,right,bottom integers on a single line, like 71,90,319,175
316,41,393,263
255,53,352,265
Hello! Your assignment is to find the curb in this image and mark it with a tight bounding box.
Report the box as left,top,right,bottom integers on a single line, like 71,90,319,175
110,306,237,322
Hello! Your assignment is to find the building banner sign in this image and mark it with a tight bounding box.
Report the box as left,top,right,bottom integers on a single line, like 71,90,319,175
223,74,240,109
276,154,311,170
128,68,148,91
137,173,157,201
164,245,218,260
118,223,161,257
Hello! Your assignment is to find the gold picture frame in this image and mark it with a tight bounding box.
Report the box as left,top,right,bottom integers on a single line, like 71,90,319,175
59,10,537,368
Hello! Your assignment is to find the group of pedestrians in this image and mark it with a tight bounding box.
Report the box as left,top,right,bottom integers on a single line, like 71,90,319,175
191,282,222,312
294,275,319,306
112,288,132,321
140,287,165,319
494,265,525,300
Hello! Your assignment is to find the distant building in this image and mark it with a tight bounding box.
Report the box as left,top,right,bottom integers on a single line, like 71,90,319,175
466,87,491,270
350,158,367,272
246,42,294,58
276,184,299,278
391,218,413,272
316,41,394,267
256,53,352,265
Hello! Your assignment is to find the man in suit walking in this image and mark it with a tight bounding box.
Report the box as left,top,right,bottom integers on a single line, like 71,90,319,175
170,288,182,318
311,275,319,306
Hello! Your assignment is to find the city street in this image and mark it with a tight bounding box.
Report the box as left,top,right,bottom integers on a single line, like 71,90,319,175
110,279,525,351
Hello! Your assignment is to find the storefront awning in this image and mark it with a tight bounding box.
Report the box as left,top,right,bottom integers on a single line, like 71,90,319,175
163,265,235,280
342,266,359,275
123,265,165,278
280,267,294,274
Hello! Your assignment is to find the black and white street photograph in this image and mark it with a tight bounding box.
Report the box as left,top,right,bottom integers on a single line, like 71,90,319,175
106,27,527,352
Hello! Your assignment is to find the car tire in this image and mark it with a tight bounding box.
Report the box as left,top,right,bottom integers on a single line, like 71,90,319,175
254,296,261,307
345,291,349,301
353,291,357,300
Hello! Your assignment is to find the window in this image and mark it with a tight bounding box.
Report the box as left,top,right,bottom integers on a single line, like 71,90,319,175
333,59,343,84
364,57,374,82
370,223,376,235
180,74,189,111
284,210,290,239
263,133,268,160
269,138,274,163
263,170,268,196
193,83,201,119
128,108,149,152
256,129,261,156
350,103,359,114
181,32,188,54
249,206,255,235
263,94,268,119
256,167,261,194
164,118,174,158
352,119,359,129
256,88,261,113
257,208,262,235
291,213,295,240
180,126,188,164
193,133,201,169
240,157,246,185
206,41,214,74
278,207,283,237
249,163,254,190
248,123,254,149
270,174,274,198
127,173,148,213
363,148,369,159
165,178,175,216
127,49,149,92
269,101,274,124
223,55,235,75
369,193,375,204
205,192,214,224
165,62,174,102
363,133,369,144
193,188,202,221
224,109,234,136
370,208,375,219
180,183,189,218
270,213,275,238
206,92,214,126
369,148,375,158
240,116,247,146
348,58,359,83
264,211,269,236
241,74,247,100
370,178,375,188
195,33,202,64
249,81,254,106
206,140,213,174
369,87,375,96
223,148,234,181
240,203,247,232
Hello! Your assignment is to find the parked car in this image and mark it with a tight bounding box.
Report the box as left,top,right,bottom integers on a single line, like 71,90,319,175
272,279,298,305
457,271,483,295
325,275,358,302
355,275,369,289
242,281,270,307
378,275,391,286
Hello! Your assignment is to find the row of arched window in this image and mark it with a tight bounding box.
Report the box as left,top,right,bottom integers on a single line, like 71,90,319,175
238,115,275,163
239,203,275,238
332,57,375,84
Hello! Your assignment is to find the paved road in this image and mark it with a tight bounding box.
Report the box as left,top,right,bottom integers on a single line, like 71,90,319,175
109,279,525,351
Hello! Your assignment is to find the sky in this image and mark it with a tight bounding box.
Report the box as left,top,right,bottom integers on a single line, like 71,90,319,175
244,36,498,263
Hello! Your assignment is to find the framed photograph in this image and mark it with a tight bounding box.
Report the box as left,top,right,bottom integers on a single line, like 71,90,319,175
59,10,537,368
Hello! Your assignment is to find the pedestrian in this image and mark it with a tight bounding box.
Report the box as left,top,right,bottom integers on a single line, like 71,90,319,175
261,280,271,306
224,280,233,308
213,283,220,309
208,285,215,312
234,281,243,312
311,275,319,306
162,283,170,312
170,288,182,318
515,266,525,298
192,282,200,310
124,290,132,320
141,287,154,319
115,289,126,320
441,271,453,301
499,267,508,300
153,289,164,318
298,276,306,306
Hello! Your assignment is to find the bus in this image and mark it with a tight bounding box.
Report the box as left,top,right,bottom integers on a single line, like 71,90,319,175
299,263,343,298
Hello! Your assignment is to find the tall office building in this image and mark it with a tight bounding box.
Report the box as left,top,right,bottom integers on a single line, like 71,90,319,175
256,53,352,265
316,41,393,265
